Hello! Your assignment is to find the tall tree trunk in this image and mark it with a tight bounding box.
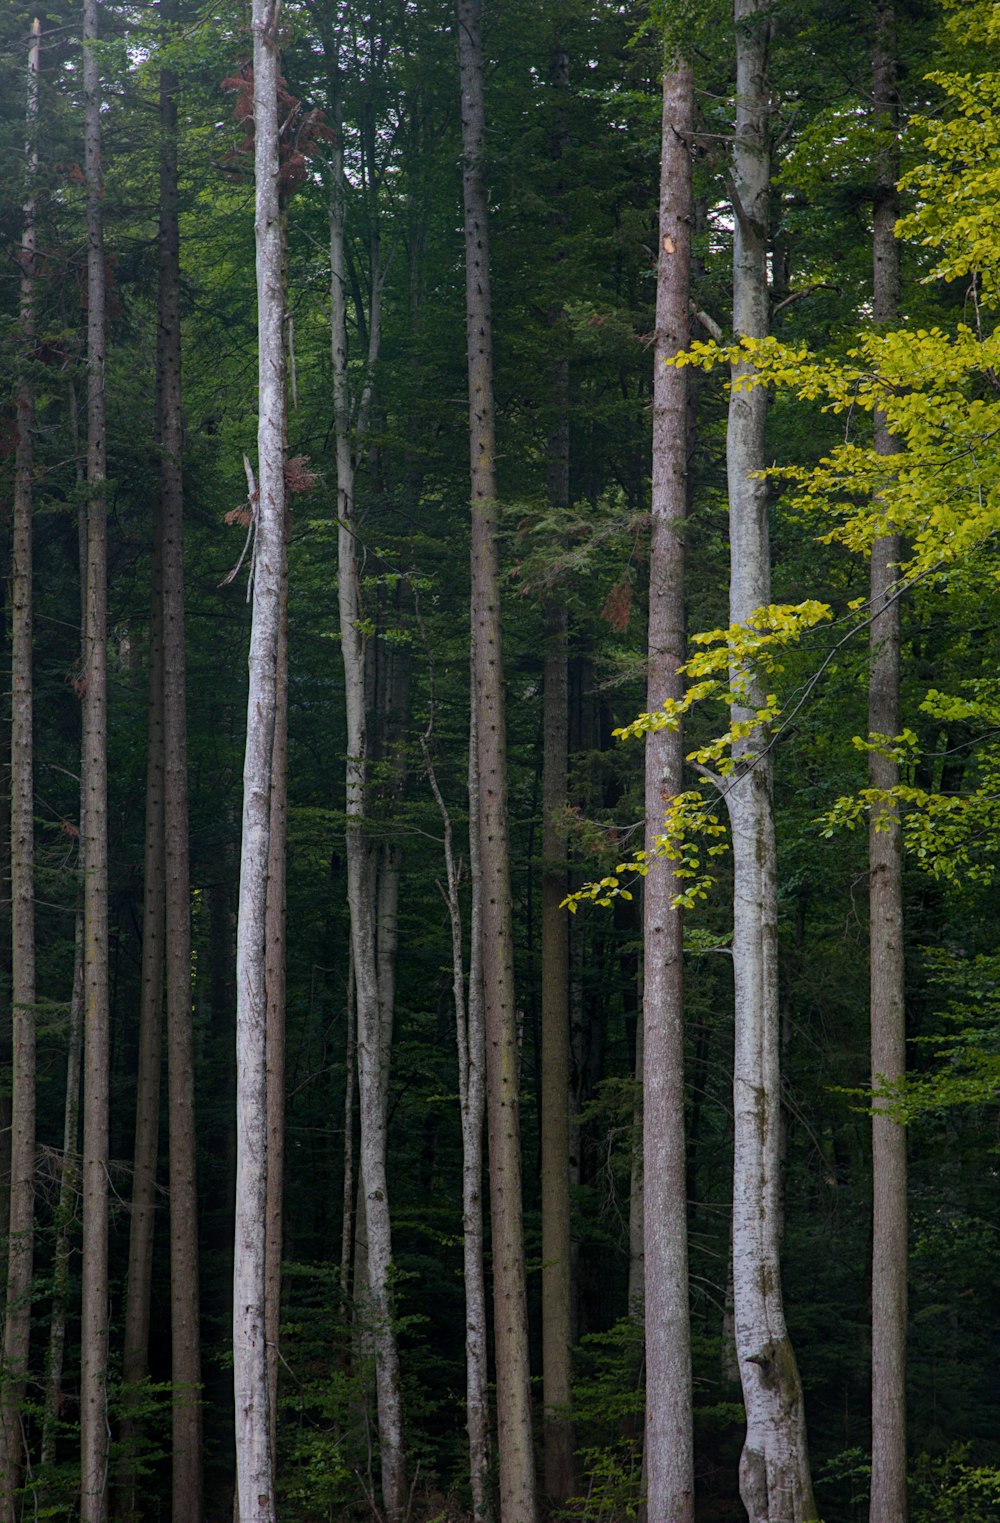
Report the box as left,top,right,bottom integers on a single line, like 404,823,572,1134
457,4,537,1520
627,998,644,1322
42,909,83,1472
340,944,356,1303
642,59,695,1523
158,14,203,1512
724,6,815,1520
117,501,165,1521
869,6,907,1520
0,19,41,1516
540,39,574,1507
42,394,88,1478
264,584,287,1469
541,420,573,1508
81,0,111,1513
423,697,491,1522
328,50,406,1523
233,6,286,1516
464,706,492,1523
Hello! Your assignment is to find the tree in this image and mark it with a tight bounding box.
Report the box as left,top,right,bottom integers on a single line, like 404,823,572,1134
422,708,490,1521
41,372,86,1486
158,7,204,1509
540,34,573,1510
117,421,165,1520
642,51,695,1523
325,14,407,1515
722,4,816,1518
457,1,537,1519
868,8,908,1523
233,3,287,1516
81,0,112,1513
0,16,40,1517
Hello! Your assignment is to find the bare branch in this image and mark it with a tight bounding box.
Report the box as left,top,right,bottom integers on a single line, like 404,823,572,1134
219,456,258,594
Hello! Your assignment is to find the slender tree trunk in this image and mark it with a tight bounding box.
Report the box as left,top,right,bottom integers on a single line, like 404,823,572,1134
627,999,644,1322
0,642,8,1306
328,52,406,1522
464,707,492,1523
540,45,574,1506
158,16,203,1512
117,502,165,1520
233,7,286,1517
642,60,695,1523
541,434,573,1507
42,912,83,1472
0,19,41,1516
42,398,88,1478
81,0,111,1513
457,4,536,1519
423,699,491,1521
724,6,815,1519
264,584,287,1469
340,945,356,1303
869,6,907,1520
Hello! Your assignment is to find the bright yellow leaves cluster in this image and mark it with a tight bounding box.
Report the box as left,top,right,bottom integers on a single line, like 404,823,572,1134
564,791,729,914
679,327,1000,574
564,602,833,912
568,5,1000,918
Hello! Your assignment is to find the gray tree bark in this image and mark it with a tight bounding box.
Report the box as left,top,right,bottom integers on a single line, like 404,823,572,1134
457,3,537,1519
118,488,165,1521
642,60,695,1523
0,19,41,1515
42,394,87,1478
869,6,907,1520
627,1003,644,1324
423,702,491,1522
264,584,287,1470
327,43,406,1520
724,6,816,1519
158,14,203,1509
81,0,111,1512
540,46,574,1507
340,945,356,1303
233,6,287,1517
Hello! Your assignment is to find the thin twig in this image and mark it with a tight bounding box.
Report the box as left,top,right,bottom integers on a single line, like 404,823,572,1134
772,281,840,315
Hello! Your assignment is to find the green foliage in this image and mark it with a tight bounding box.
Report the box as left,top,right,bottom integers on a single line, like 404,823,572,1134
559,1320,645,1523
276,1263,368,1522
911,1448,1000,1523
560,1441,643,1523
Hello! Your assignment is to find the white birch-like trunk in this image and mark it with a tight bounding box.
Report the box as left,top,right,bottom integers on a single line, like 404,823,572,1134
233,8,286,1518
264,586,287,1472
725,6,816,1519
643,60,695,1523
